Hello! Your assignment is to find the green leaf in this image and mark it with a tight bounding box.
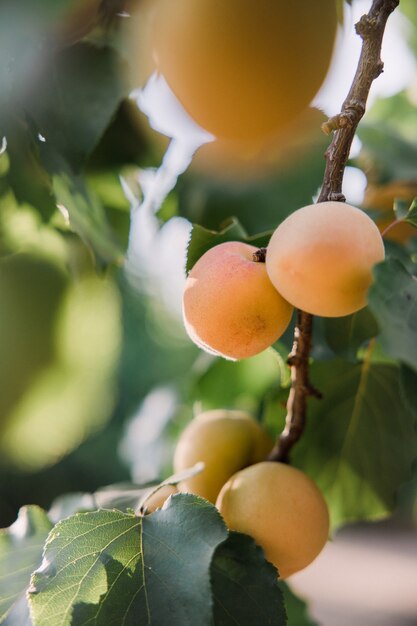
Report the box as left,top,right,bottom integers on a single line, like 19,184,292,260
357,123,417,183
191,349,283,414
5,123,55,222
0,506,53,623
400,364,417,415
52,173,125,267
292,360,417,528
186,218,272,273
31,43,129,175
211,532,286,626
279,583,318,626
29,495,228,626
368,259,417,373
405,198,417,228
322,308,378,362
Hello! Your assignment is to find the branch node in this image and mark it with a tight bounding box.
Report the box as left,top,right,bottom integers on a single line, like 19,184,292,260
306,385,323,400
252,247,267,263
329,192,346,202
374,60,384,78
287,354,300,367
356,15,376,38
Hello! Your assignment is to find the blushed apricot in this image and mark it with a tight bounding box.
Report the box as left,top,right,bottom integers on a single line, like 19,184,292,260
266,202,385,317
141,0,337,141
174,410,273,504
216,462,329,578
183,242,293,360
363,181,417,244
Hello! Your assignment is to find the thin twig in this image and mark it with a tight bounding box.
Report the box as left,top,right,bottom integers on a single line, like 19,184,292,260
268,0,399,464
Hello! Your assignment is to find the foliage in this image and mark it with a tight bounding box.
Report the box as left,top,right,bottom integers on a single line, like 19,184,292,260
0,0,416,624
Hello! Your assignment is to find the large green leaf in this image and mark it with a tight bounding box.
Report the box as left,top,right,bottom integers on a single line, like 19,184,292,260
31,43,129,175
357,123,417,183
211,532,286,626
292,360,417,528
368,258,417,373
0,506,52,624
321,308,378,362
29,495,228,626
405,198,417,229
5,123,55,222
52,174,125,267
190,349,284,415
279,583,318,626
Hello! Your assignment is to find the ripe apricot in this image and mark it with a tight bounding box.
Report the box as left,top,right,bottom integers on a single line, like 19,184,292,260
190,108,327,182
173,410,273,504
142,0,337,141
266,201,385,317
183,242,293,360
143,484,178,513
363,181,417,244
216,462,329,579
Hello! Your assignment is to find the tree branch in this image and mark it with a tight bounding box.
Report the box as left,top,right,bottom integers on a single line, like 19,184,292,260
268,0,399,464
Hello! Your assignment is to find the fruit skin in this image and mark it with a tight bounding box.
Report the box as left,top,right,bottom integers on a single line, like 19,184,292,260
145,0,337,141
183,241,293,360
363,181,417,244
144,485,178,513
216,462,329,579
173,410,273,504
266,201,385,318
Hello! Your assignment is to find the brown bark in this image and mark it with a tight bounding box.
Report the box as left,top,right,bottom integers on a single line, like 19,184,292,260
268,0,399,463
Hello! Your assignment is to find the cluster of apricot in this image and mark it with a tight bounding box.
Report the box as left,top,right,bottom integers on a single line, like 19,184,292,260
152,410,328,579
136,0,387,581
183,201,385,360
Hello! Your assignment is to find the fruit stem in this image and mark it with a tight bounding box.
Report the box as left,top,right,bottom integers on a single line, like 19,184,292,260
252,248,267,263
268,0,399,464
381,217,406,239
268,310,321,463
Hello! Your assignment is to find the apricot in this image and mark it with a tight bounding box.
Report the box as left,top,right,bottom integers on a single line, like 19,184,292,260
183,242,293,360
142,484,178,513
363,181,417,244
216,462,329,579
141,0,337,141
190,108,328,182
265,201,385,317
173,410,273,504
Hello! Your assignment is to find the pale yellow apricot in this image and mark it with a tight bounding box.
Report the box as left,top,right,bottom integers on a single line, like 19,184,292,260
140,0,337,141
266,202,385,317
143,484,178,513
173,410,273,504
183,242,293,360
216,462,329,579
